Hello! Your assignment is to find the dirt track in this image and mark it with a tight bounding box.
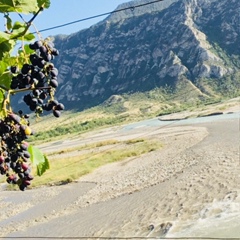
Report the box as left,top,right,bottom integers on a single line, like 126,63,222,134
0,113,240,238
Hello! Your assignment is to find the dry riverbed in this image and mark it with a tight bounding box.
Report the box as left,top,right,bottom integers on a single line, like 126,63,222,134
0,100,239,238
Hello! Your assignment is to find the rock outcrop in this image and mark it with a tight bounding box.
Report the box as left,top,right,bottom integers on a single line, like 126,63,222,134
52,0,239,109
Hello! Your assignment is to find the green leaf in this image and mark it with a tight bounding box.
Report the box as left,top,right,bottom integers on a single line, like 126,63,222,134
9,22,35,41
0,60,8,75
37,0,50,9
28,145,50,176
0,40,15,61
0,0,39,13
23,43,35,54
12,21,26,30
0,71,11,90
22,32,35,41
10,21,26,37
0,31,11,44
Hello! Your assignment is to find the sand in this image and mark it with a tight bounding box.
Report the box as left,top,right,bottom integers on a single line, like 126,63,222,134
0,110,240,238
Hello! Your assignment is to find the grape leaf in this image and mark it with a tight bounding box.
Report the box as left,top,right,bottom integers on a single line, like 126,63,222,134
0,0,38,13
0,71,11,90
37,0,50,8
22,32,35,41
10,21,26,38
0,60,8,75
28,145,50,176
0,31,10,44
23,44,35,54
0,40,15,61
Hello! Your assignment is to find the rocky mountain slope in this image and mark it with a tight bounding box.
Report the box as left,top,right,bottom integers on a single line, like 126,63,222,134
52,0,240,109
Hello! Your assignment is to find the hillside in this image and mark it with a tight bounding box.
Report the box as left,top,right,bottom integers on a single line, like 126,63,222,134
49,0,239,110
11,0,239,113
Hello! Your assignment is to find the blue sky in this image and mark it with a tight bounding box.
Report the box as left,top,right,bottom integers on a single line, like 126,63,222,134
31,0,130,38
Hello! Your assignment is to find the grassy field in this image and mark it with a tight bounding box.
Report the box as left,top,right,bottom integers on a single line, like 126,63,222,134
1,138,163,189
30,138,162,188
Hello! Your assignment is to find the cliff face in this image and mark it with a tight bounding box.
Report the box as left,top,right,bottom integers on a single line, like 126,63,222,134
52,0,240,109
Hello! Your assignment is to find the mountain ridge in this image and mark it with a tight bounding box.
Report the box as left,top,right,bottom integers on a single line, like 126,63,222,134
47,0,240,110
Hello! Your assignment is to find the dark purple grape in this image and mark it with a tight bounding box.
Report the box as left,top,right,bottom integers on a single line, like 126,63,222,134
34,41,43,49
38,98,44,105
18,172,25,179
30,54,38,66
23,94,32,105
50,68,58,77
21,143,28,150
8,113,21,124
33,89,40,96
39,45,47,54
55,103,65,110
37,58,46,69
23,180,31,186
10,77,19,89
23,151,30,158
51,48,59,56
11,154,18,162
30,98,38,106
10,66,18,73
36,72,45,81
43,53,52,62
29,104,37,111
21,64,31,75
53,110,61,118
22,75,31,86
29,43,36,50
49,79,58,88
49,100,58,108
42,103,52,111
19,184,27,191
26,174,34,181
39,92,47,100
17,73,24,81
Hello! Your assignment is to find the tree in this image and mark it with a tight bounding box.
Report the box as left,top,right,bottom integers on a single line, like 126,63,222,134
0,0,64,191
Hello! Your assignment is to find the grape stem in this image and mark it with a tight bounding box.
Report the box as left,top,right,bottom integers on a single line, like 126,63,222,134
11,6,44,39
10,86,51,95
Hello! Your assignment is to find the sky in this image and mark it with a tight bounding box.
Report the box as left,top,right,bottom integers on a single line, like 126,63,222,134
14,0,130,38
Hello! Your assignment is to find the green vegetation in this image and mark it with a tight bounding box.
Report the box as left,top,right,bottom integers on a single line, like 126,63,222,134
30,78,240,145
30,138,163,187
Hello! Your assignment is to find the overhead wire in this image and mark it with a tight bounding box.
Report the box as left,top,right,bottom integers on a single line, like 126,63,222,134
35,0,164,33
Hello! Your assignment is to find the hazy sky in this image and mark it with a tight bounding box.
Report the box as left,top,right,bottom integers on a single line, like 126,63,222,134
31,0,130,38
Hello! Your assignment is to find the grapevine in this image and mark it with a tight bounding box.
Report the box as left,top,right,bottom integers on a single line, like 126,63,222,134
0,0,62,191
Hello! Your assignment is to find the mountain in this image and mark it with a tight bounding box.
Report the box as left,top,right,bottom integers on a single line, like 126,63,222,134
52,0,240,110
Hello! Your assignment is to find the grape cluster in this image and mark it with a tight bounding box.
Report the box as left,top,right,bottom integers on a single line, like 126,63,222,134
1,40,64,190
0,112,33,191
10,40,64,117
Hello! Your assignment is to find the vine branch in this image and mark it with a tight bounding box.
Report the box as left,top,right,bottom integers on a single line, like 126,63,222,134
10,86,51,95
12,6,44,39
